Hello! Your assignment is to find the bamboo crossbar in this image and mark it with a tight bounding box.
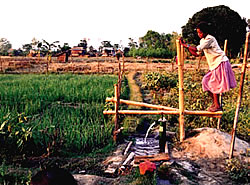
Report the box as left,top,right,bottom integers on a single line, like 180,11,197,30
106,97,177,111
103,110,222,118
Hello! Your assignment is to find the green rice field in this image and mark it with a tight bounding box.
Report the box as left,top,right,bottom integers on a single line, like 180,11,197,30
0,74,126,156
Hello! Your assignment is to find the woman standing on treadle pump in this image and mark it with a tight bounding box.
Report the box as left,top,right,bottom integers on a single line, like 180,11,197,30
180,22,237,112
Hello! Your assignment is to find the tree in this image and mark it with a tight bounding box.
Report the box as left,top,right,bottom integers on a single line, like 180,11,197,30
168,32,181,56
22,43,32,56
113,44,119,51
58,43,71,53
78,39,87,50
247,19,250,31
128,38,138,48
0,38,12,56
42,39,59,51
181,5,247,57
31,37,39,50
128,30,174,58
139,30,171,49
101,41,113,48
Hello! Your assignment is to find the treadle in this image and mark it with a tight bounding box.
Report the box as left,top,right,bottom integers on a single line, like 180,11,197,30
184,110,223,118
103,109,223,118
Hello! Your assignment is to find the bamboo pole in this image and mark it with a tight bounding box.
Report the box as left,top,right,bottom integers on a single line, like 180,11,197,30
196,54,202,71
181,44,184,68
103,110,222,117
122,53,125,75
176,40,185,142
106,97,178,111
113,84,120,142
217,39,228,129
171,57,174,72
113,54,122,142
224,39,228,55
229,32,249,159
118,56,122,97
98,60,100,73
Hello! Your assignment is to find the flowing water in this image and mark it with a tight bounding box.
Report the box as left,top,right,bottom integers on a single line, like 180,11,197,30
144,121,156,143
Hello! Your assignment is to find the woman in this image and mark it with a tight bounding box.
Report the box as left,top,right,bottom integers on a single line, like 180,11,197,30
180,22,237,112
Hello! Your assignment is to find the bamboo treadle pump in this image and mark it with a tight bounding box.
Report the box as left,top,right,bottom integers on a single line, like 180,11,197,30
103,39,224,142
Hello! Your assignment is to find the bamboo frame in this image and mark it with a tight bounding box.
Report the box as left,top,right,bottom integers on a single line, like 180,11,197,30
217,39,228,129
229,32,249,159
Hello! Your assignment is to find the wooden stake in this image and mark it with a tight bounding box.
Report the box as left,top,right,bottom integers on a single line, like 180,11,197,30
217,39,228,129
98,60,100,74
224,39,228,55
122,53,125,75
0,56,2,72
113,84,120,142
229,33,249,159
171,58,174,72
176,40,185,142
196,54,202,71
118,57,122,97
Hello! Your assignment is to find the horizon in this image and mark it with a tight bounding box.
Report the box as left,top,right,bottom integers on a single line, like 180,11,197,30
1,0,249,50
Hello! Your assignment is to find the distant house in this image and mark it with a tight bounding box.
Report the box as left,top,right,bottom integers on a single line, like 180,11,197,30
102,46,114,57
27,49,36,57
71,47,86,57
7,49,14,56
56,51,70,62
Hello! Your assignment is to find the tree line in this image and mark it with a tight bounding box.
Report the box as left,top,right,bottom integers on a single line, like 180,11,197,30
0,5,249,58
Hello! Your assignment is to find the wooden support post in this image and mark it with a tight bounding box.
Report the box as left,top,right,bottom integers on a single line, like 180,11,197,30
122,53,125,75
98,60,100,74
229,33,249,159
224,39,228,55
118,56,122,97
171,58,174,72
176,40,185,142
217,39,228,129
0,56,2,72
197,54,202,71
113,84,120,142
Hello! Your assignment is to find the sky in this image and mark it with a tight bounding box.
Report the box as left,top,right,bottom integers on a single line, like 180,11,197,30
0,0,249,50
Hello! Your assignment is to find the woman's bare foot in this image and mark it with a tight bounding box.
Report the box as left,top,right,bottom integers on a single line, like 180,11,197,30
207,105,222,112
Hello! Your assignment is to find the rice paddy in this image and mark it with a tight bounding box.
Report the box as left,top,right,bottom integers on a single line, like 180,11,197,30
0,74,125,155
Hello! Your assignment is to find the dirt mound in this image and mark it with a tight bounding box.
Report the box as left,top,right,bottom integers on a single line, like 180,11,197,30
172,127,249,159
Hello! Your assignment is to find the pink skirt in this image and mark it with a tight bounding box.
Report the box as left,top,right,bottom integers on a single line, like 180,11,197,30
202,60,237,94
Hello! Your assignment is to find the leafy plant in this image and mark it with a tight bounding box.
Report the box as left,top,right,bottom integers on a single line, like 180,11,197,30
0,160,32,185
225,158,249,183
0,112,33,150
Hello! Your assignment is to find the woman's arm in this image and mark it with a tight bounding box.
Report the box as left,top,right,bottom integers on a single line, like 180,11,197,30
179,38,199,57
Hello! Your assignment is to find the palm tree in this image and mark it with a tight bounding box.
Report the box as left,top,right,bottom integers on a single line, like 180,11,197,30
42,39,59,73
